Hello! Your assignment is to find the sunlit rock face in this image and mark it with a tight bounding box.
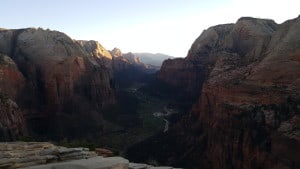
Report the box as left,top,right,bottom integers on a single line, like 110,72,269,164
151,16,300,169
110,48,150,72
0,28,116,140
78,40,113,71
109,48,158,88
111,47,123,58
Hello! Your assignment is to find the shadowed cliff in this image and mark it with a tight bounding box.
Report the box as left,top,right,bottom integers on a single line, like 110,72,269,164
0,28,116,140
127,16,300,169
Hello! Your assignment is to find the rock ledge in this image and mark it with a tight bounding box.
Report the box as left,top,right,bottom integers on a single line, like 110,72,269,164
0,142,181,169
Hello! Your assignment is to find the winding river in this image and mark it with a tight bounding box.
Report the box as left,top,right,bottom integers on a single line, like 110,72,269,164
153,106,178,132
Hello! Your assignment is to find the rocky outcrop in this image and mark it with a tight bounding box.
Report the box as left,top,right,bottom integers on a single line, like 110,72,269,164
0,142,180,169
124,53,142,65
95,148,114,157
78,40,113,70
22,156,129,169
0,53,25,99
123,53,159,72
0,99,26,141
111,48,123,58
158,58,205,98
110,48,158,73
0,142,96,168
0,28,116,140
111,48,131,72
0,53,26,141
137,16,300,169
110,48,157,88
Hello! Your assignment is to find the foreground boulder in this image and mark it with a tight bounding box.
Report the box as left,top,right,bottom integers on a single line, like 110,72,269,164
0,142,180,169
21,156,129,169
0,142,96,168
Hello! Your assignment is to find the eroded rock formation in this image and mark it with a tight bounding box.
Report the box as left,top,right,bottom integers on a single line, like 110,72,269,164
0,53,26,141
0,28,116,140
78,40,113,70
133,16,300,169
110,48,157,88
0,142,180,169
0,99,26,141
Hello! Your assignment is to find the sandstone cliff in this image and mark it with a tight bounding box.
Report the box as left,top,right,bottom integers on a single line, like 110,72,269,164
0,53,26,141
134,16,300,169
110,48,158,73
0,53,25,99
0,99,26,141
78,40,113,70
110,48,131,72
0,28,115,140
110,48,158,88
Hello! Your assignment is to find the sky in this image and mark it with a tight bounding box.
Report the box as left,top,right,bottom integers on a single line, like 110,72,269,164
1,0,299,57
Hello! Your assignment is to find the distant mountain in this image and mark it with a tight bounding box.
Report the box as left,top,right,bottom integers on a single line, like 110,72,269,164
110,48,157,72
110,48,159,88
133,53,174,67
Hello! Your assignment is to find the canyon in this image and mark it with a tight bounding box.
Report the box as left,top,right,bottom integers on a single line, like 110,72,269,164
127,16,300,169
0,28,116,140
0,28,162,141
1,15,300,169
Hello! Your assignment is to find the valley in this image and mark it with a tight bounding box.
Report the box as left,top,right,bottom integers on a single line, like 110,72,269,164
100,83,167,152
0,15,300,169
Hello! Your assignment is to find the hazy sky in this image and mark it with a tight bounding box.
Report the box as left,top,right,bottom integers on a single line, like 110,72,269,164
1,0,299,57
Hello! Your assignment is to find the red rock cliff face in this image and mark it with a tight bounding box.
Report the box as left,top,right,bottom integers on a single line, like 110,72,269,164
78,40,113,71
158,58,207,98
0,53,26,140
0,28,116,139
159,16,300,169
0,53,24,99
0,98,27,141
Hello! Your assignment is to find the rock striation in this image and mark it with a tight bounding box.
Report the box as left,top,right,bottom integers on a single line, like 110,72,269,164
0,53,24,99
0,28,116,140
78,40,113,70
0,142,180,169
144,16,300,169
0,53,26,141
0,99,26,141
0,142,97,168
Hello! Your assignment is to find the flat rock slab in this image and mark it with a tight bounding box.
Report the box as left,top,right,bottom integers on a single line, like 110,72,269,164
148,167,173,169
129,163,150,169
21,156,129,169
0,142,99,168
